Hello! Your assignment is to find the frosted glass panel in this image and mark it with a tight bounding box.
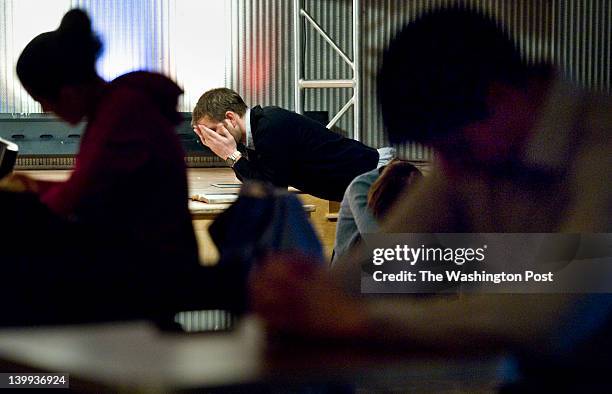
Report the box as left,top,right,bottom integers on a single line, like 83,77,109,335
0,0,229,113
73,0,163,79
169,0,228,111
0,0,72,113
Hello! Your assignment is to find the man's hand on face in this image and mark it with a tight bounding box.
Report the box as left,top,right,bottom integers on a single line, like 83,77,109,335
194,121,237,160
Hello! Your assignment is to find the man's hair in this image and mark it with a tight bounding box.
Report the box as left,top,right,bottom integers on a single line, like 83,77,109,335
192,88,248,126
378,7,536,144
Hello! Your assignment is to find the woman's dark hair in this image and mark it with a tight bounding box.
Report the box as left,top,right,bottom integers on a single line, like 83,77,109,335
368,160,423,220
16,9,103,99
378,7,533,144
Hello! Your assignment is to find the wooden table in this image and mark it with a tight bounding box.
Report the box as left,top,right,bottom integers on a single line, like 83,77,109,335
18,169,329,264
0,317,506,393
186,169,335,262
17,168,316,217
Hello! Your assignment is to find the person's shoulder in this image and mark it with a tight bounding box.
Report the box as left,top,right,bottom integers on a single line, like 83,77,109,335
556,79,612,162
347,168,381,192
253,106,301,133
113,72,178,100
98,72,182,122
260,105,287,113
583,91,612,139
254,106,334,141
99,79,149,115
259,106,318,122
353,167,381,184
92,93,158,141
259,106,297,120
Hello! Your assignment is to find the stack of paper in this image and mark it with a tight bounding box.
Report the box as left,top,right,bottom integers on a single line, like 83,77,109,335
191,193,238,204
211,183,242,189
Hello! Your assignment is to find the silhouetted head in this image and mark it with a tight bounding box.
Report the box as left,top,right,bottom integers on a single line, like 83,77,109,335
17,9,103,124
379,7,548,166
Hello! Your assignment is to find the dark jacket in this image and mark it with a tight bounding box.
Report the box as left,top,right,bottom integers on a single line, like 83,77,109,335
232,106,379,201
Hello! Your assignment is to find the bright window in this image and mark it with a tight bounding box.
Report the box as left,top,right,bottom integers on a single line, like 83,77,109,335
0,0,229,113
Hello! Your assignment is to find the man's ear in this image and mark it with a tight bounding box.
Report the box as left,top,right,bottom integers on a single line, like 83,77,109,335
225,111,237,125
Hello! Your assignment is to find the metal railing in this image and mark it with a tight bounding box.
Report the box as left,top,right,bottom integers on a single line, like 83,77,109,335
293,0,360,141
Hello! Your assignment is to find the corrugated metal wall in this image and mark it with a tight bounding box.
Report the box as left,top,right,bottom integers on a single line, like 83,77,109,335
2,0,610,161
228,0,611,161
227,0,356,137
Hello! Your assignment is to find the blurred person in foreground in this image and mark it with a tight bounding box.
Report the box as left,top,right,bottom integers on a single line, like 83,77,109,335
0,9,243,325
251,6,612,390
10,9,197,265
